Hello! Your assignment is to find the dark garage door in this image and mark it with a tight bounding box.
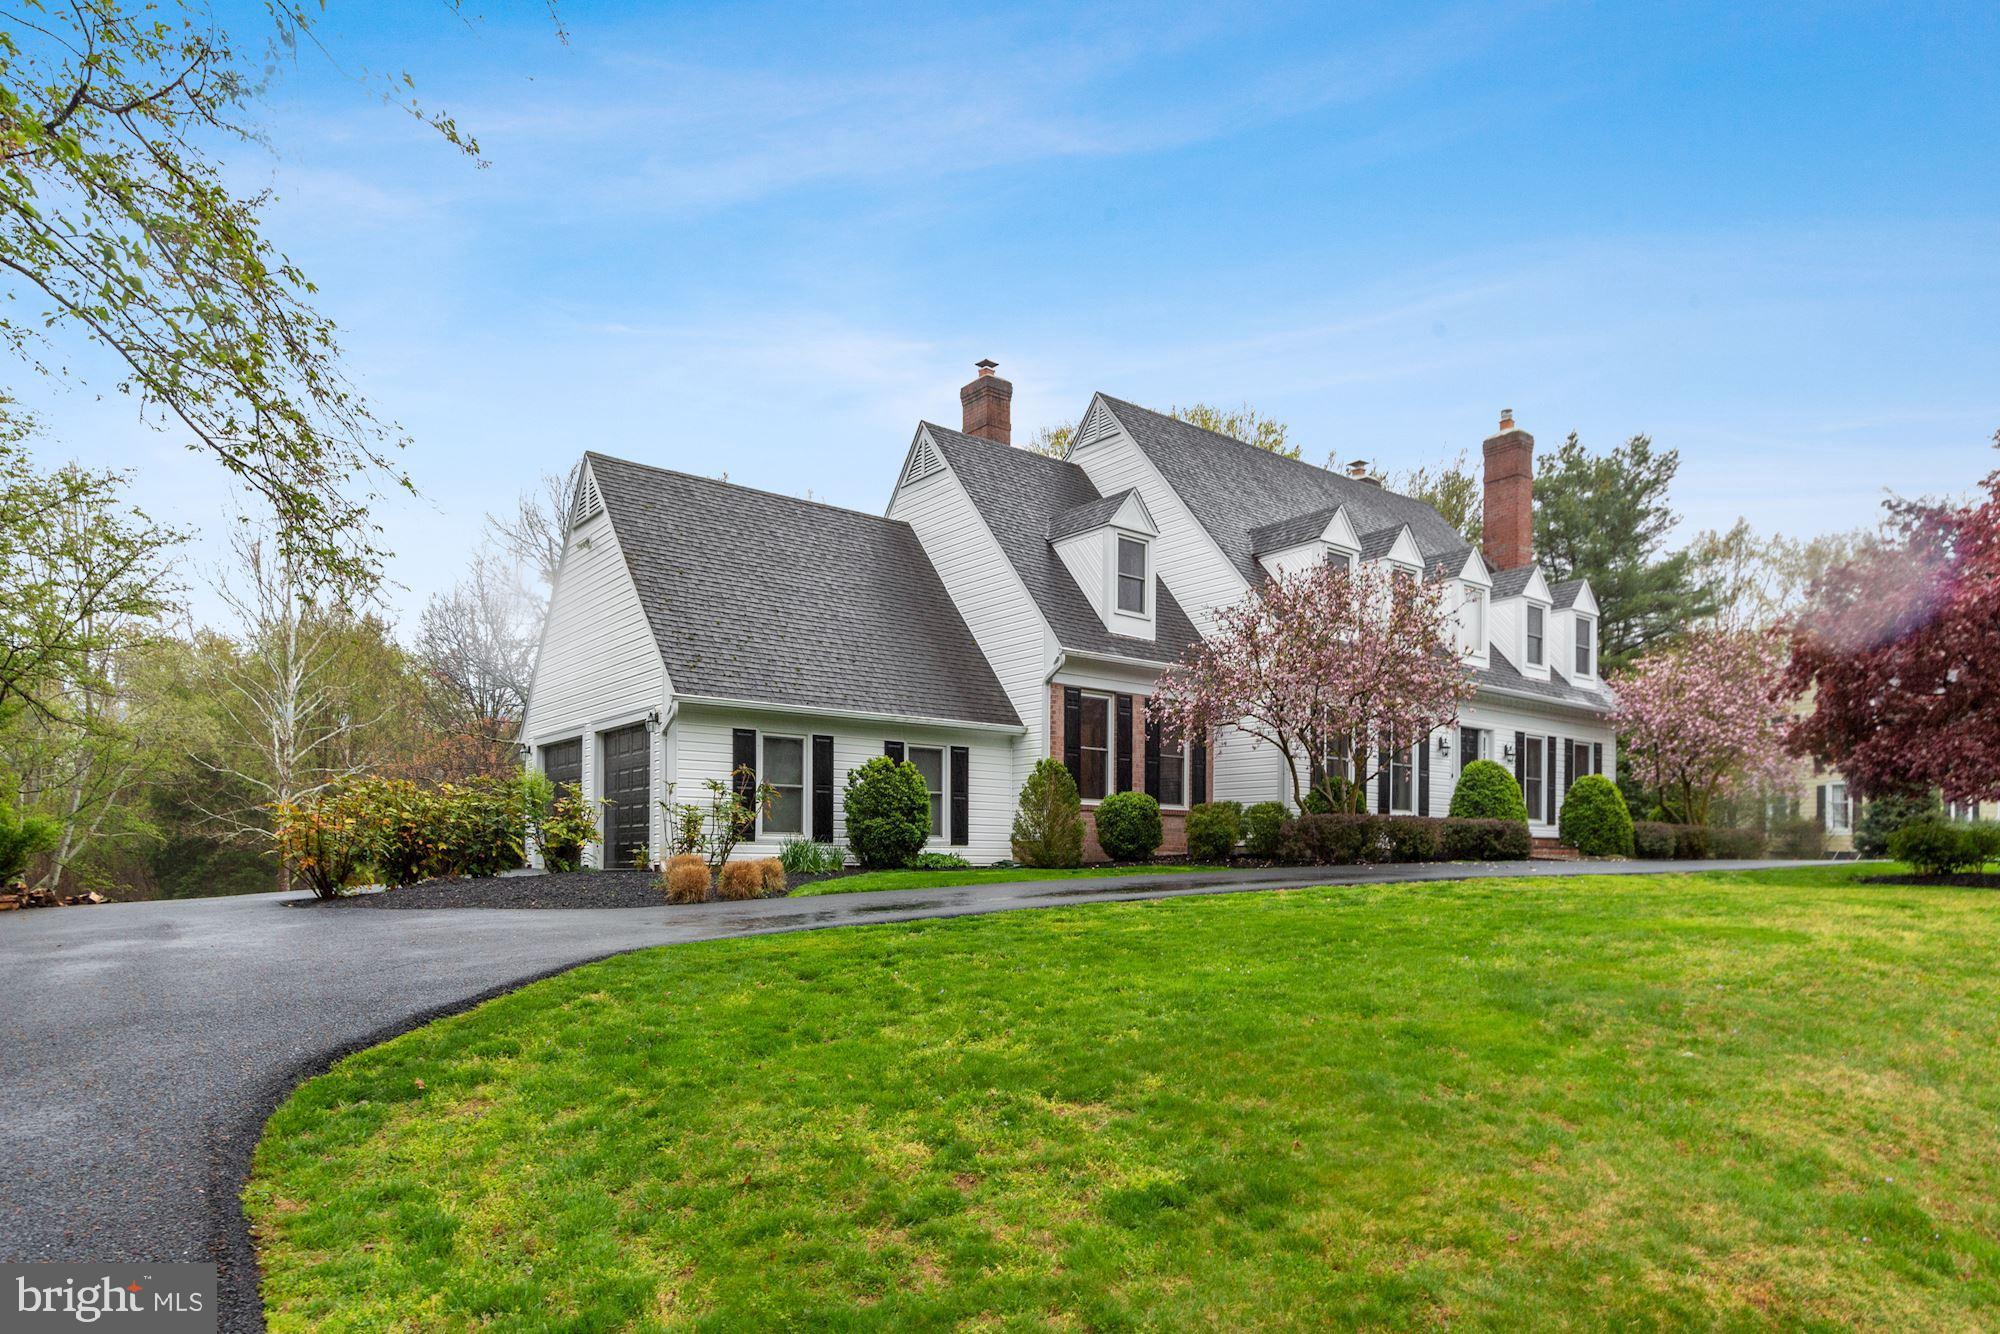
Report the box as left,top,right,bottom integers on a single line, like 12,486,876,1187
540,738,581,792
600,724,651,868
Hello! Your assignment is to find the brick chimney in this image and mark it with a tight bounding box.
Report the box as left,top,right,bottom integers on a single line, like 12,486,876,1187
1481,408,1534,569
959,359,1012,445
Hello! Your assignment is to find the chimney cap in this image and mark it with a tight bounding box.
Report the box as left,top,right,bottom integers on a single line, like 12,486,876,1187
975,358,999,376
1345,458,1369,479
1499,408,1515,431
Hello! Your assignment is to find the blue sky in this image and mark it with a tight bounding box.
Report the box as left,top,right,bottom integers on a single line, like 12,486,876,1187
27,1,2000,618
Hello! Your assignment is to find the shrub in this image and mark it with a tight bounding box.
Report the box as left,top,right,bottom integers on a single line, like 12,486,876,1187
716,859,765,900
1380,816,1443,862
1708,826,1766,860
1633,821,1677,858
1094,791,1163,861
843,757,932,869
271,788,370,899
1558,775,1634,857
1440,817,1532,861
1011,759,1085,868
663,854,711,903
0,799,60,884
1301,778,1356,815
1242,801,1289,858
1185,801,1242,863
1672,824,1712,860
525,773,599,873
1278,813,1381,865
1854,789,1941,857
778,837,845,876
431,777,528,879
1449,759,1530,821
1888,821,1983,876
908,851,972,871
1965,823,2000,868
757,858,787,894
1771,817,1827,859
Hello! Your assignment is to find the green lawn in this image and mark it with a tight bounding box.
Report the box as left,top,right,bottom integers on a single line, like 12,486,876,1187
788,863,1228,896
248,864,2000,1330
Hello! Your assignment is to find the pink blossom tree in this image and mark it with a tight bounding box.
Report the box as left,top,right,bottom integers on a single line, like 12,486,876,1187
1149,559,1475,812
1610,629,1793,825
1784,443,2000,802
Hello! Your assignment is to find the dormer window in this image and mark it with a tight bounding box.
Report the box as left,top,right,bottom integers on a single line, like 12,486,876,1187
1462,585,1488,657
1574,615,1595,677
1526,605,1545,667
1116,536,1148,614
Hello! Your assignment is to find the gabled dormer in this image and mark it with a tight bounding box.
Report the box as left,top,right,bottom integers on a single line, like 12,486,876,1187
1356,523,1424,577
1248,505,1361,580
1048,488,1159,640
1426,546,1492,666
1489,563,1555,681
1551,579,1601,682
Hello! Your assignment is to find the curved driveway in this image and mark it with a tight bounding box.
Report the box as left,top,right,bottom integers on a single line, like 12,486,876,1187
0,858,1815,1331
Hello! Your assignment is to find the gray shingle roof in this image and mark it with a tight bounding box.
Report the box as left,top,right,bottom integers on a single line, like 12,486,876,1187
1489,565,1539,599
1422,545,1476,582
1551,578,1587,609
585,452,1020,728
1096,396,1472,581
1046,490,1138,542
1478,644,1614,713
1247,505,1342,555
922,425,1204,665
1356,524,1409,561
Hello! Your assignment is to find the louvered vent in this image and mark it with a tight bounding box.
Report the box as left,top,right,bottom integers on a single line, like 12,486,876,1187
1073,400,1119,452
569,465,603,530
902,437,943,487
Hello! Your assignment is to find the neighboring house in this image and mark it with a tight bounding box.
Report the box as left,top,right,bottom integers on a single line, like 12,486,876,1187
522,364,1617,866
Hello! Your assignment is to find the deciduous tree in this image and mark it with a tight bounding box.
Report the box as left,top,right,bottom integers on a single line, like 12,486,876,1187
1610,629,1791,825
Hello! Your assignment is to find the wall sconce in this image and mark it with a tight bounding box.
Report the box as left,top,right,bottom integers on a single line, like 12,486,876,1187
644,708,663,733
514,742,532,759
1436,734,1451,757
1501,743,1515,762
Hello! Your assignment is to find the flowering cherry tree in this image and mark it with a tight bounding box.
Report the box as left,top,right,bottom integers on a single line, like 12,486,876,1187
1784,445,2000,802
1149,559,1474,812
1610,629,1792,825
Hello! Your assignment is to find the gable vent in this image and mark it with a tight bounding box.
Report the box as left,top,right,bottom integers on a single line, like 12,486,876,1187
1073,400,1119,452
569,465,603,530
901,437,944,488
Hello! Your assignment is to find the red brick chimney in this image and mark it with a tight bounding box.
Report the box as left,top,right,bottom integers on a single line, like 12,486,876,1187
1481,408,1534,569
959,358,1012,445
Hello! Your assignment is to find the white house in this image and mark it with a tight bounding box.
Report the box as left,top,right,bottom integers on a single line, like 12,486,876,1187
520,363,1616,866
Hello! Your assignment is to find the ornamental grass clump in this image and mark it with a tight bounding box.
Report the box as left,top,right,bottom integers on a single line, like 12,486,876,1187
757,858,787,894
717,860,765,901
663,854,711,904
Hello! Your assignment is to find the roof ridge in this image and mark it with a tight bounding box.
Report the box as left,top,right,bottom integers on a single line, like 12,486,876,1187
584,450,913,528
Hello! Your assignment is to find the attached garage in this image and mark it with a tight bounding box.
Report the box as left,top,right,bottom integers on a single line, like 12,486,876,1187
600,724,651,868
539,738,581,792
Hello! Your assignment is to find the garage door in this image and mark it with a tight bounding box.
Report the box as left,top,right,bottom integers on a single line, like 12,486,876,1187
540,738,581,792
600,724,651,868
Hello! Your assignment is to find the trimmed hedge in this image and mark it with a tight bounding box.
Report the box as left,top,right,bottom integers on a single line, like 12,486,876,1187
1185,801,1242,862
1771,817,1827,859
1441,818,1532,861
1558,775,1634,856
1672,824,1712,860
1278,813,1382,865
1094,791,1164,861
1448,759,1530,821
1242,801,1289,858
1381,816,1444,862
1708,827,1767,860
1633,821,1678,858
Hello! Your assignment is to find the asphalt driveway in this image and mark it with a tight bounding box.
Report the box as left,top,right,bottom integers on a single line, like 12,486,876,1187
0,858,1822,1331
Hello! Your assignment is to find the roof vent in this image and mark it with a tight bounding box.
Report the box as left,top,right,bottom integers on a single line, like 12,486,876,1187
568,464,603,530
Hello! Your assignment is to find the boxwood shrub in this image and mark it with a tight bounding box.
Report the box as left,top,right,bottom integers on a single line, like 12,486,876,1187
1855,789,1941,857
1557,774,1634,856
1380,816,1444,862
842,756,932,869
1184,801,1242,863
1242,801,1289,858
1094,790,1164,861
1448,759,1530,821
1440,817,1532,861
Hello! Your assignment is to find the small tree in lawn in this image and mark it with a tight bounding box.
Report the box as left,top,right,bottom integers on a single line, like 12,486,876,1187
1784,443,2000,806
1610,629,1792,826
1149,559,1474,812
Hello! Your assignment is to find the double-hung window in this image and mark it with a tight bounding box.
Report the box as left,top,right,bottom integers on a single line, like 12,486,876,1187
1077,695,1110,799
1526,605,1546,667
1521,737,1544,817
1116,537,1147,614
1390,738,1415,813
1156,728,1186,806
1574,616,1594,676
763,735,805,836
1460,726,1486,773
1463,586,1488,656
909,746,945,838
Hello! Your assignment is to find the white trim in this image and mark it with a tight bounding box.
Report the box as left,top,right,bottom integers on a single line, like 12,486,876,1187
673,693,1026,735
758,731,808,840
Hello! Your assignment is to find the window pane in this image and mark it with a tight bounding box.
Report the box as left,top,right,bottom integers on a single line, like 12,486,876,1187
1158,739,1185,806
1079,750,1107,800
1117,538,1146,613
910,746,943,791
764,736,803,786
767,786,804,834
1460,727,1481,772
1118,537,1145,577
1078,697,1107,748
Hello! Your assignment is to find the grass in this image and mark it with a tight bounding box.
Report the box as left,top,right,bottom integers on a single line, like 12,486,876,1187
247,863,2000,1330
787,863,1228,896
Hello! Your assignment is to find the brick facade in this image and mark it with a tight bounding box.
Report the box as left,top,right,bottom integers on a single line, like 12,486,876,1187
1049,681,1209,862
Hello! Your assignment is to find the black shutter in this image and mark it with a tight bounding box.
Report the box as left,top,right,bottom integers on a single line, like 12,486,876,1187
732,728,758,837
1514,731,1526,791
884,740,905,763
1062,687,1082,785
1547,735,1559,823
1144,708,1162,798
1417,734,1430,815
1816,784,1826,825
949,745,969,846
811,734,835,843
1190,731,1208,805
1376,728,1391,814
1115,695,1134,793
1593,742,1603,776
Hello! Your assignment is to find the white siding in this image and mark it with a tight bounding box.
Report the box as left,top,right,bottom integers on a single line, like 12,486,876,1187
888,449,1057,795
520,495,669,866
672,704,1018,864
1441,694,1618,836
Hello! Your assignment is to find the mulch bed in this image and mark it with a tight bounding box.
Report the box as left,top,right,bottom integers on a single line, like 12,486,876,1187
1858,872,2000,890
292,870,685,910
